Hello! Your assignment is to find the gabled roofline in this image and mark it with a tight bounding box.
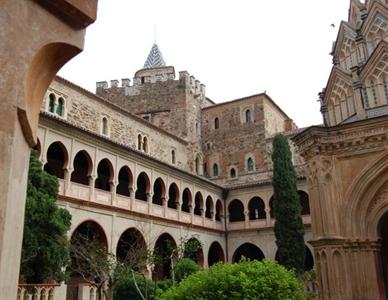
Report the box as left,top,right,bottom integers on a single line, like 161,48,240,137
332,21,357,58
359,40,388,80
202,93,293,121
322,65,352,104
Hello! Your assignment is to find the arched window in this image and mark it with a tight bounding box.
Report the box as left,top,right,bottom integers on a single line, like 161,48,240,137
205,196,213,219
171,150,176,164
181,188,192,213
168,183,179,209
94,159,113,192
228,199,245,222
152,178,165,205
215,200,223,221
194,192,203,216
213,164,219,177
298,191,310,215
247,157,254,171
230,168,236,178
71,151,92,186
102,117,108,135
248,197,266,220
363,87,369,108
135,172,150,201
214,117,219,129
195,156,200,174
143,137,148,152
371,80,378,105
116,166,132,197
137,135,142,150
48,93,55,113
44,142,68,179
56,97,64,116
245,109,251,123
383,79,388,103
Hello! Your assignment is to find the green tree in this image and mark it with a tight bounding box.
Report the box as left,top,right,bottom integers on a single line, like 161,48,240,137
174,258,200,282
272,134,305,273
20,150,71,283
158,259,303,300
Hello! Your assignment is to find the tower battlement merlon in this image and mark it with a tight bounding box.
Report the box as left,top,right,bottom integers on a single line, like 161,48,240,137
96,78,131,93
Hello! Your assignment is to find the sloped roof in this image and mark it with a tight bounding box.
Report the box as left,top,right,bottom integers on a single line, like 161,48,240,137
143,43,166,68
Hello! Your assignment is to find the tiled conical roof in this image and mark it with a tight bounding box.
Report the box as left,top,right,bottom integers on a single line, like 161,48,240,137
143,43,166,68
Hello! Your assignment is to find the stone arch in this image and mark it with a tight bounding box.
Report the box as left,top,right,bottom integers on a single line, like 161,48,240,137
116,166,133,197
116,228,147,271
94,158,114,191
298,190,310,215
344,152,388,238
153,177,166,205
248,197,266,220
70,220,108,248
181,188,192,213
153,233,177,280
208,241,225,266
194,192,203,216
167,183,179,209
184,237,204,267
44,141,68,179
71,150,93,185
135,172,150,201
205,196,214,219
233,243,265,263
215,200,223,221
228,199,245,222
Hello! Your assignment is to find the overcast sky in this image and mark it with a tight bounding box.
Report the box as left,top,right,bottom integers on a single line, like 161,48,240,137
58,0,352,127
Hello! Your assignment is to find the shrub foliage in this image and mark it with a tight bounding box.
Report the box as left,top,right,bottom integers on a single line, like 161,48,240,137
158,259,303,300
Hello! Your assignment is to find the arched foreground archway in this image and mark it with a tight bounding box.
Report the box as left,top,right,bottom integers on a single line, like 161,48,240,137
184,238,204,267
153,233,177,280
208,242,225,266
116,228,147,273
379,212,388,295
68,221,108,296
232,243,264,263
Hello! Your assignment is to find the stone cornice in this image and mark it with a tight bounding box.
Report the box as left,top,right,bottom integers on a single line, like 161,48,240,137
292,114,388,158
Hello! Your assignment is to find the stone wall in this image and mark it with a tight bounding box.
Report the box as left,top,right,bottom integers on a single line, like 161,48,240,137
42,77,189,169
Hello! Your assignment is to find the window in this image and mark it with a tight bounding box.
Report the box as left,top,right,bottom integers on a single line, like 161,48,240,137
363,87,369,108
230,168,236,178
137,135,142,150
371,80,378,105
48,93,55,113
247,157,254,171
56,97,64,116
143,137,148,152
171,150,176,164
384,79,388,103
245,109,252,123
102,117,108,135
214,117,219,129
213,164,219,177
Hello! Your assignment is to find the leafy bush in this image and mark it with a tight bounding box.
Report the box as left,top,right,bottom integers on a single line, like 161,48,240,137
158,259,303,300
156,279,173,293
114,273,159,300
174,258,200,282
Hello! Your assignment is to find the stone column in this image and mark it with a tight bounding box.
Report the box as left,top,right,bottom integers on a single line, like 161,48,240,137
350,65,366,120
0,1,97,298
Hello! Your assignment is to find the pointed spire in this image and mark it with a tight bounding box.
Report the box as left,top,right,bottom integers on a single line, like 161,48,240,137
143,43,166,69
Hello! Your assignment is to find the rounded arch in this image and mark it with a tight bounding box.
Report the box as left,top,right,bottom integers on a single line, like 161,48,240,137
208,241,225,266
194,192,203,216
205,196,214,219
116,166,133,197
152,177,166,205
142,136,148,152
248,197,266,220
44,141,68,179
153,233,177,280
344,153,388,238
167,183,179,209
245,109,252,123
298,190,310,215
214,117,219,129
230,168,236,178
184,238,204,267
233,243,264,263
71,150,92,185
116,228,147,270
181,188,192,213
215,200,223,221
71,220,108,250
228,199,245,222
135,172,150,201
94,158,114,191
